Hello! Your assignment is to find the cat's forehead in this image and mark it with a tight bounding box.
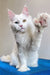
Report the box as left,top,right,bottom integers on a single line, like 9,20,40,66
15,14,28,20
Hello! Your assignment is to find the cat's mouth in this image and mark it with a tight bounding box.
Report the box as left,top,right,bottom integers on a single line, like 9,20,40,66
21,28,24,29
20,27,25,32
20,27,24,30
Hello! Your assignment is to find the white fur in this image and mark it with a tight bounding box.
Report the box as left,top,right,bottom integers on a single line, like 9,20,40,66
0,12,48,72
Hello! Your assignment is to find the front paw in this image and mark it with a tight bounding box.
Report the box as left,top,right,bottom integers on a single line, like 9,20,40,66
34,13,49,28
18,65,30,72
38,13,49,27
10,62,13,65
16,65,20,69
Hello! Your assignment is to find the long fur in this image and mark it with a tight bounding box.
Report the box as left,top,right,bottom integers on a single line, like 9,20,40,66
0,10,49,72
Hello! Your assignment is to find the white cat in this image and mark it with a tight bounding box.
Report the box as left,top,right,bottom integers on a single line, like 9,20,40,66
0,5,48,72
1,5,35,72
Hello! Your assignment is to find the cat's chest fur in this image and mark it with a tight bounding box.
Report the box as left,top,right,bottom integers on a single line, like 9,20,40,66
15,32,31,49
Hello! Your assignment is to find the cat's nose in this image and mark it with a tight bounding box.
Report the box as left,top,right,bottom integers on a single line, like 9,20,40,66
20,25,23,27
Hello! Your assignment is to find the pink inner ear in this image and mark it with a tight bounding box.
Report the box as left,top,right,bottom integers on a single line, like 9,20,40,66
22,5,29,16
8,9,15,21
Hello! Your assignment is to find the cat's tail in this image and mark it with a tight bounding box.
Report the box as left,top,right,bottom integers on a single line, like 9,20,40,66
0,55,11,63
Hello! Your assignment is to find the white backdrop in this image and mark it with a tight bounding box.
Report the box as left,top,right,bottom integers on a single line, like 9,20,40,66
0,0,50,59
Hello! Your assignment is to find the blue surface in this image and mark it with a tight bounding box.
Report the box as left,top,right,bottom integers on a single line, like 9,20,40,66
0,59,50,75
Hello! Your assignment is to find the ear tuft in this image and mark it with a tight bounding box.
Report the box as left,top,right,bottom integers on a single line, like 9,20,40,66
8,9,15,21
22,5,29,16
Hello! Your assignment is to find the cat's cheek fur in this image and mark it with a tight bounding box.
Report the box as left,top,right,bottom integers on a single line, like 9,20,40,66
10,22,21,31
13,24,21,30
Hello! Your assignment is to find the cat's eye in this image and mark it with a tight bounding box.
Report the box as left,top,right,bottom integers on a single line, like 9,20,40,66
15,21,19,24
23,19,26,22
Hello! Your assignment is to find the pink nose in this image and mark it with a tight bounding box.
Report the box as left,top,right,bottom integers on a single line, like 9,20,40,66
20,25,23,27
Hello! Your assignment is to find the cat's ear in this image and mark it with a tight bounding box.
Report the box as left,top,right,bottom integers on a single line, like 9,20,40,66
22,5,29,16
8,9,15,21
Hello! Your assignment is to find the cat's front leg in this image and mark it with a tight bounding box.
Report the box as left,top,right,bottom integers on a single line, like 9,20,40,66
18,65,30,72
18,60,30,72
18,51,30,72
28,51,38,67
30,13,49,67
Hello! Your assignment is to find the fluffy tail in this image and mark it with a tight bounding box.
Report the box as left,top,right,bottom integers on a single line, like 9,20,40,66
0,55,11,63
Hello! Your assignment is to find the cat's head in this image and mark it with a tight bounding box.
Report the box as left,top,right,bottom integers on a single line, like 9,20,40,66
8,5,33,33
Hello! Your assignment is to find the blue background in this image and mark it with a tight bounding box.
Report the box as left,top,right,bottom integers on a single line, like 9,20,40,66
0,59,50,75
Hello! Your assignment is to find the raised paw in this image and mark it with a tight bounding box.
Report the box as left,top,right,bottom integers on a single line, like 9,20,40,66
34,13,49,28
18,65,30,72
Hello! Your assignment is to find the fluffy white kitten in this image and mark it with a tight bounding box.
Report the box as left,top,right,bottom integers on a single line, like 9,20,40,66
0,5,48,72
1,5,35,72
